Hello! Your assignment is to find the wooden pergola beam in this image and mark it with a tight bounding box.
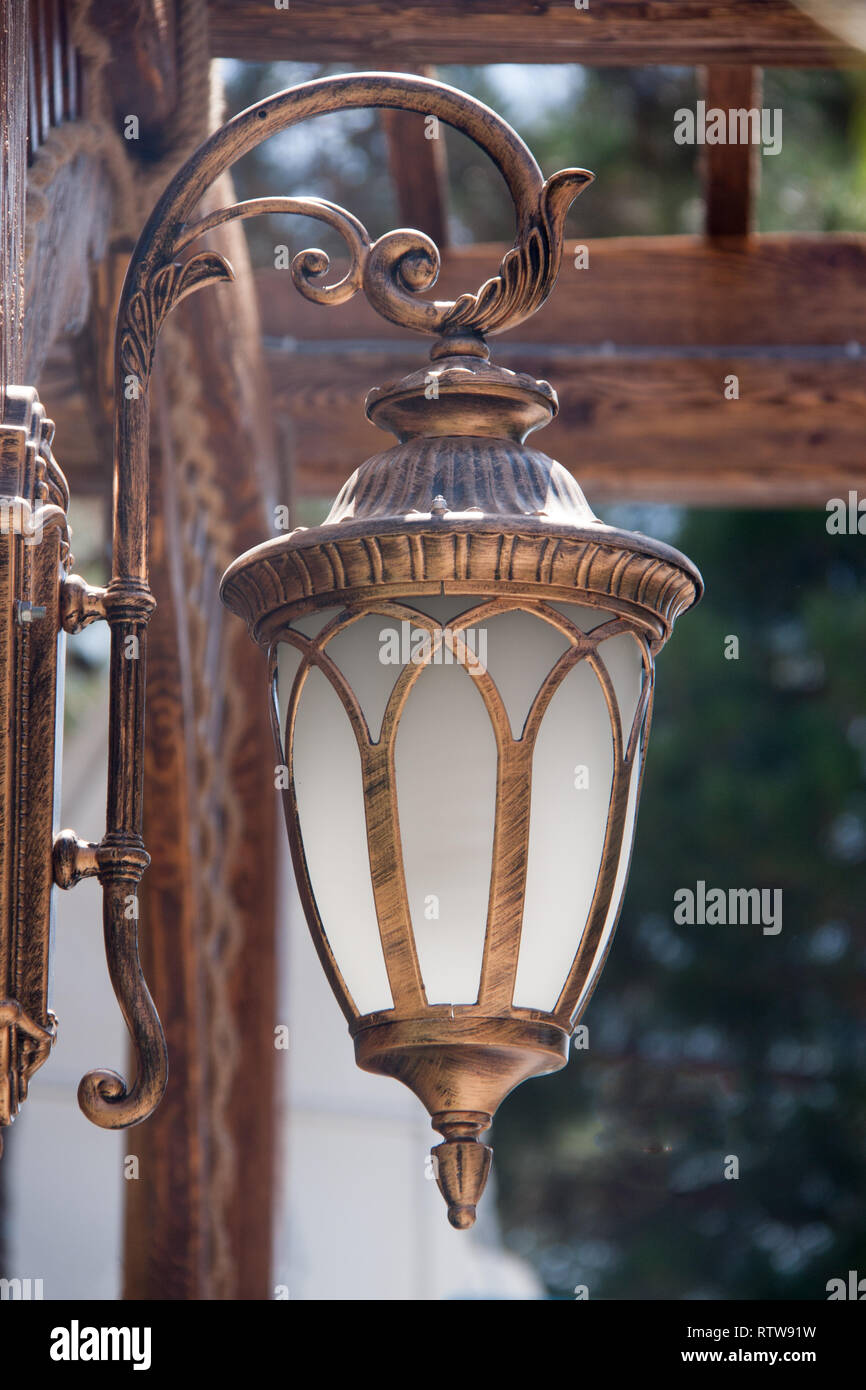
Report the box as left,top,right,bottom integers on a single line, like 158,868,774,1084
249,232,866,508
207,0,861,67
42,232,866,504
701,66,762,237
265,344,866,508
255,235,866,348
381,66,449,249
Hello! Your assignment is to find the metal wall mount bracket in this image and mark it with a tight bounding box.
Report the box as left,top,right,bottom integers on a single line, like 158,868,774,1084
0,386,68,1142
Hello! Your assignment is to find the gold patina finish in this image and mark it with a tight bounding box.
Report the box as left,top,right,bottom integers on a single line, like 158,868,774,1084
223,346,700,1226
66,70,601,1138
2,73,701,1228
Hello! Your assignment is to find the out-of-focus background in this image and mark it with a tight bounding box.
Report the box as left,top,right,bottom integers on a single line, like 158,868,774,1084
2,15,865,1300
218,58,866,1299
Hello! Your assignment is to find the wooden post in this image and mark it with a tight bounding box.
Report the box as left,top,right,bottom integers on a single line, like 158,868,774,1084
381,67,449,248
701,66,763,237
122,212,281,1301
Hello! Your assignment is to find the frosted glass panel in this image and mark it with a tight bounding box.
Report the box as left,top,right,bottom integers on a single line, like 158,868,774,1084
322,614,403,743
400,595,481,625
288,607,342,638
278,598,646,1023
513,659,614,1010
479,610,569,738
280,650,393,1016
599,631,644,751
549,601,611,634
570,738,644,1023
395,662,497,1005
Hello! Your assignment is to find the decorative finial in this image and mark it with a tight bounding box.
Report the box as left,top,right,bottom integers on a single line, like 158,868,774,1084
431,1110,493,1230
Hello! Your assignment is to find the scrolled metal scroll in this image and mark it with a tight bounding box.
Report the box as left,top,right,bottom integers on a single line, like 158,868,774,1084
175,196,372,307
77,877,167,1129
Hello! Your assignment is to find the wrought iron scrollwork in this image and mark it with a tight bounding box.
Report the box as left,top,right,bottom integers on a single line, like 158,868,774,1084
71,72,592,1131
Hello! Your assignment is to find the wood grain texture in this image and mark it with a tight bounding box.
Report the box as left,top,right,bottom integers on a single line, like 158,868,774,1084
256,236,866,348
381,64,449,250
21,0,107,384
122,370,208,1301
701,66,762,237
41,232,866,506
90,0,178,139
206,0,860,66
252,234,866,506
23,149,112,384
263,345,866,507
26,0,82,163
123,205,280,1300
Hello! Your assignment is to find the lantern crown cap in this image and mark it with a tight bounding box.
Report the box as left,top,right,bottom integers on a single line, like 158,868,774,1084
365,355,558,445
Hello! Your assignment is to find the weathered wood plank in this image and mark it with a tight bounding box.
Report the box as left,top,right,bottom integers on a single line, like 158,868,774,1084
700,66,762,237
264,343,866,507
207,0,860,67
256,235,866,348
124,205,281,1302
381,66,449,248
44,235,866,507
23,152,113,385
122,371,209,1301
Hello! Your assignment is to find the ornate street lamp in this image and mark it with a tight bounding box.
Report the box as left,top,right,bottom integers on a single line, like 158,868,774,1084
1,74,701,1225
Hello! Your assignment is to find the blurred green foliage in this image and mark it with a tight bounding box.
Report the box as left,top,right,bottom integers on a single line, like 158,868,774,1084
494,509,866,1300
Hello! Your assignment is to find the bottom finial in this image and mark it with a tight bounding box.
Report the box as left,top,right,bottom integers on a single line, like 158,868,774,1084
431,1110,493,1231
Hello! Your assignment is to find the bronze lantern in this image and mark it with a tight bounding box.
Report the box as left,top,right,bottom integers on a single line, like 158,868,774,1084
221,352,700,1227
1,73,701,1227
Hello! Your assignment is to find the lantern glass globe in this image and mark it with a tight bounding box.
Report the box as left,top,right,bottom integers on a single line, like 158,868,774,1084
275,591,649,1023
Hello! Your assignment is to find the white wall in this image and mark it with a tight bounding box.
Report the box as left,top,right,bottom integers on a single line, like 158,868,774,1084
274,854,542,1300
5,685,126,1300
5,689,540,1301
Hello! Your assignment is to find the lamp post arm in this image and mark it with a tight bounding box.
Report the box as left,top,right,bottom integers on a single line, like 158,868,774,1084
70,71,591,1129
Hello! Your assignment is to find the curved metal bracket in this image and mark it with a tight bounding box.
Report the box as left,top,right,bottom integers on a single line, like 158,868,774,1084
76,72,592,1131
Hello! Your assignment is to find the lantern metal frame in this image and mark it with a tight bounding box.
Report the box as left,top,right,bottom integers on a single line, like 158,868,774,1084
0,72,702,1224
222,349,700,1222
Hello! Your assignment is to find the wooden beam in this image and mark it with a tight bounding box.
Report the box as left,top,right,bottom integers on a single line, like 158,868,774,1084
256,235,866,348
206,0,860,67
124,201,281,1302
701,67,762,237
123,369,210,1301
251,233,866,507
46,234,866,505
265,342,866,507
21,0,113,386
90,0,178,142
23,151,113,385
381,65,449,248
